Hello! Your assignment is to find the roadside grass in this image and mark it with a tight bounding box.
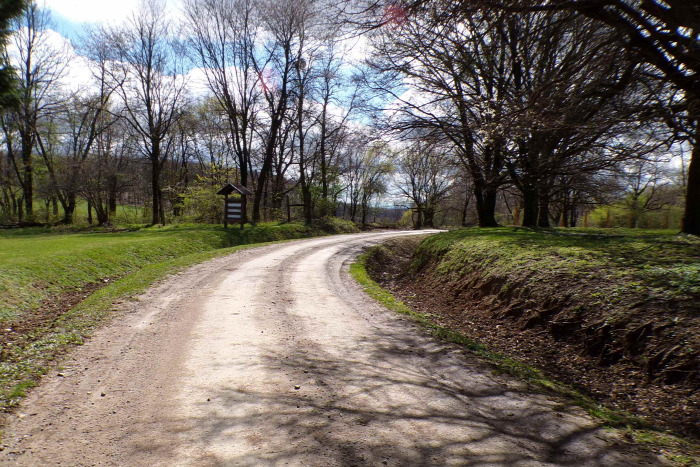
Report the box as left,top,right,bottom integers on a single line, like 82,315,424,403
351,231,699,466
412,228,700,302
351,252,642,423
0,219,357,413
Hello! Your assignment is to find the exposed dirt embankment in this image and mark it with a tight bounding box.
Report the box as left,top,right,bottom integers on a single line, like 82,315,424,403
365,230,699,438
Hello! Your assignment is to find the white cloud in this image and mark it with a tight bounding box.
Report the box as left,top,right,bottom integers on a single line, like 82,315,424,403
343,35,372,66
45,0,183,25
184,67,213,99
45,0,142,23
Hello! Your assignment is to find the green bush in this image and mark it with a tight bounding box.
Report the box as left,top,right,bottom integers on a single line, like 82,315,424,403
182,184,223,223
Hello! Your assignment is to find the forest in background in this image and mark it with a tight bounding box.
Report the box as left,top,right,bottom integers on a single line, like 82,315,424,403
0,0,697,233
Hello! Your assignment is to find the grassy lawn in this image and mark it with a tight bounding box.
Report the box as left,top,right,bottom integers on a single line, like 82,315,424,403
0,219,357,412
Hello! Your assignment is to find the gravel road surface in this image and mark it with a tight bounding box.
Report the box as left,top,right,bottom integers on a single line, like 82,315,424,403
0,231,663,466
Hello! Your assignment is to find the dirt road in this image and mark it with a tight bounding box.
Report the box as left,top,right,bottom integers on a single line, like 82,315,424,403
0,231,663,466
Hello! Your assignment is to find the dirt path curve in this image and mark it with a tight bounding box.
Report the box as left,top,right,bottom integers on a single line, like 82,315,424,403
0,231,663,466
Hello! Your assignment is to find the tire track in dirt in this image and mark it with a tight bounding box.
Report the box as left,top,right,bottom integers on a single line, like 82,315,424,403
0,231,664,466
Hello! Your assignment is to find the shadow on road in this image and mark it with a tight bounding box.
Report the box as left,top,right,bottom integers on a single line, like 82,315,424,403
149,328,656,466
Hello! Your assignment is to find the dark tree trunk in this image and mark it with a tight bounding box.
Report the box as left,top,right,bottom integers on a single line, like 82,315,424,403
151,139,162,225
253,116,284,225
537,194,551,228
424,207,435,228
472,180,499,227
108,186,117,214
682,120,700,236
21,141,33,219
482,188,499,227
361,195,370,229
302,186,312,224
62,192,76,224
95,201,109,225
461,192,470,227
414,205,423,229
521,184,538,227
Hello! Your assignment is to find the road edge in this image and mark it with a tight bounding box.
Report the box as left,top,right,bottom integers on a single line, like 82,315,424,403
350,248,697,466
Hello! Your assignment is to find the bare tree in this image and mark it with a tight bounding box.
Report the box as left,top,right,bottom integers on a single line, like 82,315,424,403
78,113,136,225
313,42,358,215
356,142,393,228
183,0,261,224
103,0,186,225
416,0,700,234
248,0,310,224
364,3,511,226
3,1,68,221
396,141,454,228
34,36,116,224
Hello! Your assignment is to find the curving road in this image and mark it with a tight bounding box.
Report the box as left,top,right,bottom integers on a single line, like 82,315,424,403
0,231,662,466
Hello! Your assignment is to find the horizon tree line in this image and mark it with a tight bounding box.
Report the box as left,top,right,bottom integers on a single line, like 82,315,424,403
0,0,695,234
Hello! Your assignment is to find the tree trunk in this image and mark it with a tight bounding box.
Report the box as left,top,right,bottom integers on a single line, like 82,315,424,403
472,180,499,227
537,195,551,228
109,196,117,214
361,195,369,229
253,117,283,225
303,189,313,224
151,139,162,226
521,184,538,227
21,138,33,219
482,188,499,227
682,121,700,236
61,191,76,224
414,205,423,229
461,192,470,227
424,206,435,228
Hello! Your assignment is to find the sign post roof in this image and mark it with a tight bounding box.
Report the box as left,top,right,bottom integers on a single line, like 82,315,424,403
216,183,253,197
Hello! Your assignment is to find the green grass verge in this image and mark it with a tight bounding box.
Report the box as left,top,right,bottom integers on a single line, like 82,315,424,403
0,218,358,412
350,250,698,466
0,219,357,322
412,227,700,302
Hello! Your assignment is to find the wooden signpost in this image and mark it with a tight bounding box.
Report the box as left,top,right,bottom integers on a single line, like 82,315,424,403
217,183,253,229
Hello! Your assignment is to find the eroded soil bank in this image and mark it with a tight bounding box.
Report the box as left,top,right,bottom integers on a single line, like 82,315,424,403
365,232,699,439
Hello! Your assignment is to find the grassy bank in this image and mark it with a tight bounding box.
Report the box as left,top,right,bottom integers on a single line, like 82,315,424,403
351,246,698,466
403,228,699,403
353,228,700,464
0,219,357,411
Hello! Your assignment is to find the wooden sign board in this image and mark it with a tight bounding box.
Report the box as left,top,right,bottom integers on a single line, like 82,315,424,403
218,183,251,228
227,202,242,220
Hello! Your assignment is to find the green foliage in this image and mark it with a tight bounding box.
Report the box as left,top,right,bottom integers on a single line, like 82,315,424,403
413,228,700,298
0,0,25,110
181,182,224,223
589,204,684,230
397,210,413,228
313,198,337,218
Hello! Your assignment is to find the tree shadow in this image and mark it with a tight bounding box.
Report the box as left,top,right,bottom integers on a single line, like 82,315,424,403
132,329,659,466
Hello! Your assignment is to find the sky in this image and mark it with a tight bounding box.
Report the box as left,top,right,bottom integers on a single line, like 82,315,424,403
46,0,188,47
46,0,182,27
26,1,218,96
47,0,144,23
40,0,369,93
